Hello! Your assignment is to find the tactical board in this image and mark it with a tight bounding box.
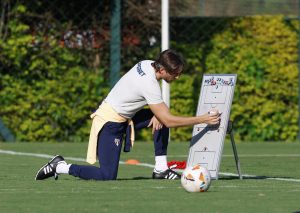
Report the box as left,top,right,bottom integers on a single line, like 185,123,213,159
187,74,237,179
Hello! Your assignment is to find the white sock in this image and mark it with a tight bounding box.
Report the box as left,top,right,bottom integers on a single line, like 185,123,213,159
154,155,168,172
56,161,71,174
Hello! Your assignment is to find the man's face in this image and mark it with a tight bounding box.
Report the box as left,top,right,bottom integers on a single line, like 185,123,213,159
161,69,181,83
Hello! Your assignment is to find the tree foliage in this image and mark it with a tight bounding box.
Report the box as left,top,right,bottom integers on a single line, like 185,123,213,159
205,16,298,141
1,2,298,142
0,4,108,142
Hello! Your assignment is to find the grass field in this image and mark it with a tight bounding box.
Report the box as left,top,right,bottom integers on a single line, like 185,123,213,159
1,141,300,213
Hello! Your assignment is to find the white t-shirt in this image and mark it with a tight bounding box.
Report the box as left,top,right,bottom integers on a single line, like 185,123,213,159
104,60,164,118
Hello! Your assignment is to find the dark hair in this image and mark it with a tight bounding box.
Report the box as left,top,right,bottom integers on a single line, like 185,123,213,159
152,49,184,75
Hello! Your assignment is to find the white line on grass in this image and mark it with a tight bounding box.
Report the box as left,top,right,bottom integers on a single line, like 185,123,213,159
1,149,300,183
167,154,300,158
219,172,300,182
225,154,300,157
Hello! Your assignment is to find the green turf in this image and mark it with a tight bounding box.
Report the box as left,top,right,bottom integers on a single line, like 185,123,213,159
0,141,300,213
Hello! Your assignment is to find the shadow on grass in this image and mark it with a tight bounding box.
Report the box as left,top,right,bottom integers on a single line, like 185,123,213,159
118,177,154,181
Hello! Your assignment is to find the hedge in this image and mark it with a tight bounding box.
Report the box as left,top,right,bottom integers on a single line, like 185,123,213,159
1,6,299,142
0,5,108,142
205,16,299,141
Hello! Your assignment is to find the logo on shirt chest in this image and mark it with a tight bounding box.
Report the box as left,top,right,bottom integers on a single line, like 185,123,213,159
137,62,146,76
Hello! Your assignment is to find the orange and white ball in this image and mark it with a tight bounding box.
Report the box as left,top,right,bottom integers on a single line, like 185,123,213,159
181,164,211,192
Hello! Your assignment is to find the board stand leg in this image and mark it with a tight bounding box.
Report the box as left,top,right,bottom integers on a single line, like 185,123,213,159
227,120,243,180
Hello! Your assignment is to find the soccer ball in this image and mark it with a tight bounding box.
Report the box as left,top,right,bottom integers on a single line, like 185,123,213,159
181,164,211,192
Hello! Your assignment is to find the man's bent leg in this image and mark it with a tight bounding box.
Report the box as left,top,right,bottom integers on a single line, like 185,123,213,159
132,109,169,156
152,126,169,172
153,126,169,156
152,126,181,179
132,109,171,171
69,122,125,180
131,109,180,179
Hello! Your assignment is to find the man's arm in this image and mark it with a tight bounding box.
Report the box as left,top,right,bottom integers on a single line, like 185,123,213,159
149,102,220,128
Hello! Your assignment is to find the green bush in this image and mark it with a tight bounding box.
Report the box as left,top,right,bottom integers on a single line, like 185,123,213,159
205,15,298,141
1,7,298,143
0,4,108,142
169,74,197,141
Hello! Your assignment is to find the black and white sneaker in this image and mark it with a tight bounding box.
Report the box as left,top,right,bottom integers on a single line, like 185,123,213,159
152,168,181,180
35,155,65,180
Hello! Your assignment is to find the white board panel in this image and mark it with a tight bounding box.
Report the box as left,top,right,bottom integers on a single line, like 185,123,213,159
187,74,237,179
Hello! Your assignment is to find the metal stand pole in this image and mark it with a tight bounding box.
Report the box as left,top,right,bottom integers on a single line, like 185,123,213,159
227,120,243,179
